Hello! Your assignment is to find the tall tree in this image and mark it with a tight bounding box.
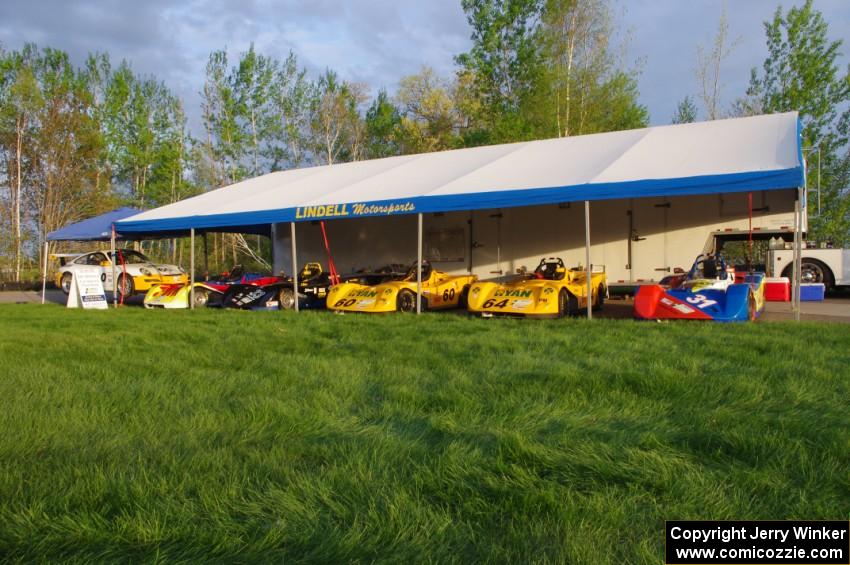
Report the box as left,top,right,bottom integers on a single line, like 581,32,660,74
364,89,401,159
309,69,366,165
457,0,647,144
0,45,42,281
695,5,740,120
395,66,463,153
672,95,698,124
746,0,850,243
30,48,105,252
268,52,313,170
456,0,544,142
234,44,276,177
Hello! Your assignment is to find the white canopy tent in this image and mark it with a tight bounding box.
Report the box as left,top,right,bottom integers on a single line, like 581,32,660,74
117,112,806,318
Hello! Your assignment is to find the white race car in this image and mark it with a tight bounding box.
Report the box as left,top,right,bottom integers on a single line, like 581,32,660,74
56,249,188,297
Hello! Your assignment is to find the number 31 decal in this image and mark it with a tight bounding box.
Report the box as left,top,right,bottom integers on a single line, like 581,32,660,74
686,294,717,309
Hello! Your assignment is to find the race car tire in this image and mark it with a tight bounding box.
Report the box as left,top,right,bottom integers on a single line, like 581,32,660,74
279,288,297,310
593,284,606,312
117,274,134,297
458,285,470,308
60,272,73,294
558,289,568,317
192,288,210,308
397,289,418,313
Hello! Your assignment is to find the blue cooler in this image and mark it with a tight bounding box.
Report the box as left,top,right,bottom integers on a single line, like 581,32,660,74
800,283,825,301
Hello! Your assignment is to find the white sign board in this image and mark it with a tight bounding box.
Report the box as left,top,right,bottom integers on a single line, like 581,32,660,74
66,268,109,309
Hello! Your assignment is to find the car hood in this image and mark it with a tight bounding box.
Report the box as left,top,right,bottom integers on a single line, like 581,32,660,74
122,262,183,276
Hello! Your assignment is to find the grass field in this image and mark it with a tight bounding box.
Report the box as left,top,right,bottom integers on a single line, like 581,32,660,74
0,304,848,563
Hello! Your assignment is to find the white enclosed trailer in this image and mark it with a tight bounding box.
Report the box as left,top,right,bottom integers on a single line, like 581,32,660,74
272,188,800,289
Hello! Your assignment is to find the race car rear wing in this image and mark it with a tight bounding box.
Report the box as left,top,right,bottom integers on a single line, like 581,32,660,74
50,253,84,266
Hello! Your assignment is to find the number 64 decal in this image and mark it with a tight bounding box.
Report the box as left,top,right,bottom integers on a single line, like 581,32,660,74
685,294,717,309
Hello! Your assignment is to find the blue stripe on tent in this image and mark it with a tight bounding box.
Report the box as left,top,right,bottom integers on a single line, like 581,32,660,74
117,167,804,234
48,207,144,241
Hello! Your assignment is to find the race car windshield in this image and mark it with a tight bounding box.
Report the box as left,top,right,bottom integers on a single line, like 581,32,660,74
108,250,150,264
692,256,725,279
404,262,431,281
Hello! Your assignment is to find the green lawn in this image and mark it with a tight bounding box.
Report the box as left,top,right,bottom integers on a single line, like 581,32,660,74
0,304,848,563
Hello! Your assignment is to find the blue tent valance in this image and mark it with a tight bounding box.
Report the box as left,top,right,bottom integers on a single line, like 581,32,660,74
47,207,143,241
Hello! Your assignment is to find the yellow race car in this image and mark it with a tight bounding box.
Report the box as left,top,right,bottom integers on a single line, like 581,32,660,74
466,257,607,318
326,260,477,313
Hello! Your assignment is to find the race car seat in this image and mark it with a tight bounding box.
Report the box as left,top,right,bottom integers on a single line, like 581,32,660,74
299,262,323,281
407,260,432,281
227,265,245,282
535,258,566,280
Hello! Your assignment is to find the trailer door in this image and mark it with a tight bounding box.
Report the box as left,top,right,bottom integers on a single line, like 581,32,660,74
470,210,503,280
629,198,669,282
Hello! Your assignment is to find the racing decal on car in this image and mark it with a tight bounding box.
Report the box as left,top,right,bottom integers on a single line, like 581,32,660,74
685,294,718,309
660,296,695,314
493,289,533,298
511,299,532,309
346,289,378,298
236,288,266,305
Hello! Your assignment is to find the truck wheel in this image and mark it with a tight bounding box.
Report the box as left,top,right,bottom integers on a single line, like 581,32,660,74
782,259,834,290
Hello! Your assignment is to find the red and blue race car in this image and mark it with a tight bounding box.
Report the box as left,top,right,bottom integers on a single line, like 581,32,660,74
633,254,765,322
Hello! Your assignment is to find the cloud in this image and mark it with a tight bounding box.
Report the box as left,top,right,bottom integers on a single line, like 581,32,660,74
1,0,847,133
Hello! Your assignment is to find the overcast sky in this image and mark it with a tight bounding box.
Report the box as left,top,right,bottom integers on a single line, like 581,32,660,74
1,0,848,132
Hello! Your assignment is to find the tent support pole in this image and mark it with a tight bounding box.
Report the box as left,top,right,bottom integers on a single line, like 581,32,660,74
111,226,117,308
417,213,423,315
291,222,299,312
794,187,803,321
41,241,48,305
203,232,209,281
190,228,195,310
585,200,592,320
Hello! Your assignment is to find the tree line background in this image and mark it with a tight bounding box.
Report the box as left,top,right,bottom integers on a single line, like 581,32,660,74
1,0,848,282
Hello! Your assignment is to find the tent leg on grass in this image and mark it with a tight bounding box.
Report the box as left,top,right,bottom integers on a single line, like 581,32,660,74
585,200,592,320
203,232,209,281
417,213,423,315
794,186,803,321
291,222,298,312
41,241,48,305
190,228,195,310
110,226,117,308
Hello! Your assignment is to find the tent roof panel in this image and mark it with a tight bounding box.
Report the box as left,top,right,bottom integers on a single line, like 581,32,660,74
48,207,143,241
117,112,803,236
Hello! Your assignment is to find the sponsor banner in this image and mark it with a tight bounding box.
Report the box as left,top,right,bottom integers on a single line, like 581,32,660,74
66,267,109,310
666,520,849,564
295,202,415,220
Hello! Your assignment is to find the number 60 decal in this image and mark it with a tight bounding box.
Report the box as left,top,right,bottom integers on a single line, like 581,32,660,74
685,294,717,309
